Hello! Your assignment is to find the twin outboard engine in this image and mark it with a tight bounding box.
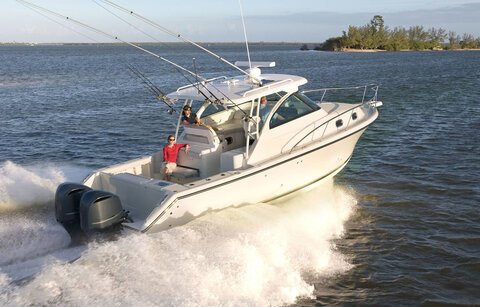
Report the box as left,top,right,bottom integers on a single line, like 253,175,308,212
55,183,91,226
55,182,128,235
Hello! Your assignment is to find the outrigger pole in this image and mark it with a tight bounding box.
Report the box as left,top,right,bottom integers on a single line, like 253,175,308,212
92,0,159,43
17,0,237,107
90,1,255,115
20,1,100,44
17,0,201,82
17,0,256,121
97,0,262,84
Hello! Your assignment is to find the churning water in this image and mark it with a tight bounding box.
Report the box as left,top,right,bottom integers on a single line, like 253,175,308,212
1,44,479,305
0,162,355,306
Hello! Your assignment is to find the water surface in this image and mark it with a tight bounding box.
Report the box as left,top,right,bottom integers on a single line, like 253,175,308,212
0,44,479,305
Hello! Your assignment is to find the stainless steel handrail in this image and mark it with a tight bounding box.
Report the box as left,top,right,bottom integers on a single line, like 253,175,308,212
302,84,379,103
288,84,380,153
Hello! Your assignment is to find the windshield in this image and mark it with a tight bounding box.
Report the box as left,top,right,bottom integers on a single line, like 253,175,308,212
201,103,227,117
269,92,320,128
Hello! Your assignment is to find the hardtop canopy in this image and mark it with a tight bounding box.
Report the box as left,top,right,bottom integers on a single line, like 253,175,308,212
166,73,307,106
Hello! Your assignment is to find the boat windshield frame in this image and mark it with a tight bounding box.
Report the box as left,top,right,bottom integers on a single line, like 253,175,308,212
268,92,321,129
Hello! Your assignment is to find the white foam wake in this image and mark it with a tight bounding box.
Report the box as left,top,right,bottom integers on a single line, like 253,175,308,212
0,160,89,211
0,161,91,281
0,160,64,211
0,179,357,306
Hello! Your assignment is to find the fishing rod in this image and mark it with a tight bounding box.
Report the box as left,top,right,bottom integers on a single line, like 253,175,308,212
16,0,203,82
97,0,262,84
94,0,260,119
127,64,166,99
93,0,230,107
18,0,254,121
18,0,229,107
191,57,254,119
93,0,245,107
126,64,177,114
95,1,253,118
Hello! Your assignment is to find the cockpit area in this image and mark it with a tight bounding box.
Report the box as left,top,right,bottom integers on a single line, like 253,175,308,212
148,90,323,184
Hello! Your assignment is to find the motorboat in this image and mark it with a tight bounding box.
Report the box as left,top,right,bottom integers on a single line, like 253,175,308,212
26,0,382,235
55,60,382,235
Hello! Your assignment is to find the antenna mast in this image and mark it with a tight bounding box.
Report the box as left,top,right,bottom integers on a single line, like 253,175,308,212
238,0,252,70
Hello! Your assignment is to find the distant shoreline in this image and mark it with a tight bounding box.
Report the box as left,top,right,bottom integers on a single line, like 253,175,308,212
337,47,480,52
0,42,303,46
340,48,385,52
2,42,479,53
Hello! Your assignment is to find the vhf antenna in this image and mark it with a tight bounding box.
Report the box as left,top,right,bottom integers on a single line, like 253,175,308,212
238,0,252,70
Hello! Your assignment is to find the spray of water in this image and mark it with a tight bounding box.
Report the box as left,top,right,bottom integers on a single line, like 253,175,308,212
0,174,357,306
0,161,65,211
0,161,91,281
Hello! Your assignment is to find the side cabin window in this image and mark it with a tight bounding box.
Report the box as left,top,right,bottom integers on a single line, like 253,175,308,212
269,92,320,128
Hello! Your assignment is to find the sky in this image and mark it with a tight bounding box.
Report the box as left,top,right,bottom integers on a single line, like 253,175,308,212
2,0,480,43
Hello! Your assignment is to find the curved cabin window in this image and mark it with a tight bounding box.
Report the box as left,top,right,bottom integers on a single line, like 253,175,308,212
269,92,320,128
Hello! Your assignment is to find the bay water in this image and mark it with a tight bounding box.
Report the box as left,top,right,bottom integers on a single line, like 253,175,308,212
0,44,479,305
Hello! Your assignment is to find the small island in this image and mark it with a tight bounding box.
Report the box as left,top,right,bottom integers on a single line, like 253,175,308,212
301,15,480,52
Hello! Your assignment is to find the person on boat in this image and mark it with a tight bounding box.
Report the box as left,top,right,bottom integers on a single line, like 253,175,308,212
258,96,284,128
259,96,272,123
182,105,201,125
162,134,189,181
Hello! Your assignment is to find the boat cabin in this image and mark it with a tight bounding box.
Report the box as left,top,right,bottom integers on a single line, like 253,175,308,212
151,68,329,184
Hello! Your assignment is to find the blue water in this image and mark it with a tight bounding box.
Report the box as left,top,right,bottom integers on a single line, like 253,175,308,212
1,44,479,306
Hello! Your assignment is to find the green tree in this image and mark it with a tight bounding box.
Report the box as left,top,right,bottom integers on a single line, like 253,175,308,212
386,27,409,51
370,15,388,49
317,15,479,52
427,27,447,49
447,31,461,49
408,26,429,50
460,33,477,49
359,24,374,49
342,25,362,49
318,37,344,51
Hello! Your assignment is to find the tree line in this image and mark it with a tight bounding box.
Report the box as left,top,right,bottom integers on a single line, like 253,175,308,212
301,16,480,51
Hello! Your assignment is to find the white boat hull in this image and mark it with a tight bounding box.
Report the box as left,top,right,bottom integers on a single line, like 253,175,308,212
140,127,366,233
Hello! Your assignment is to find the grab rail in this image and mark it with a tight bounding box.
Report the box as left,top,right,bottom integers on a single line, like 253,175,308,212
288,84,380,153
302,84,379,104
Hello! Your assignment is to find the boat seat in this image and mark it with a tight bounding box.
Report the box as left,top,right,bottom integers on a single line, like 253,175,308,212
170,165,199,184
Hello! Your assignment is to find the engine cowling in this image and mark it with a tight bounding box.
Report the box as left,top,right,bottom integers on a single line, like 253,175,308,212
55,182,92,225
79,190,127,233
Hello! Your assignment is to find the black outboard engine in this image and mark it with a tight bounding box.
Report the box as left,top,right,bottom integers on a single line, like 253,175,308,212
55,183,92,226
79,190,128,233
